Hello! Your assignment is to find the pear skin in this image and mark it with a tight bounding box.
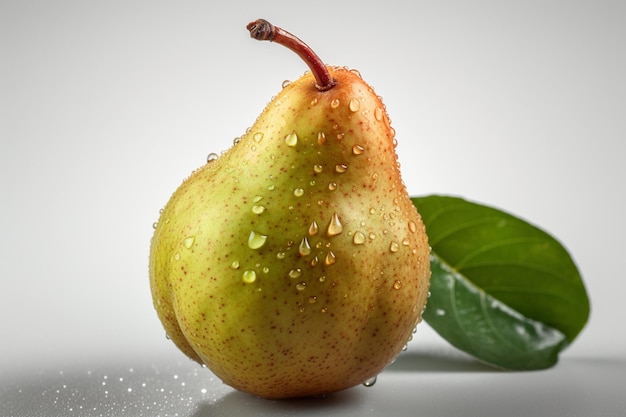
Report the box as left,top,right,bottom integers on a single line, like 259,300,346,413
150,23,430,400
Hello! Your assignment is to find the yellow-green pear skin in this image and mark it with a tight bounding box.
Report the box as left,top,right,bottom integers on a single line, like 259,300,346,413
149,67,430,399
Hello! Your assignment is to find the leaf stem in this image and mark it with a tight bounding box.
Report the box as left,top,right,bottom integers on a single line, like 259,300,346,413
247,19,336,91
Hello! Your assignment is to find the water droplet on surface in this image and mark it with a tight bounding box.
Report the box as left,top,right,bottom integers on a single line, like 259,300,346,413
310,98,318,106
253,195,263,203
293,188,304,197
248,231,268,250
152,221,158,229
353,231,366,245
207,152,219,163
230,260,240,270
296,282,307,291
436,308,446,316
252,205,265,214
242,270,257,284
352,144,365,155
363,376,377,387
289,268,302,279
308,296,317,304
308,221,319,236
408,221,417,233
277,251,286,260
299,237,312,256
281,79,291,88
267,184,275,191
285,131,298,147
390,241,400,252
328,182,337,191
324,251,337,266
349,98,360,112
330,98,340,109
393,280,402,290
317,132,326,145
326,213,343,236
253,132,264,142
374,107,384,121
402,238,410,246
369,232,376,240
319,275,326,282
174,253,180,261
335,164,348,173
313,164,323,174
350,68,362,78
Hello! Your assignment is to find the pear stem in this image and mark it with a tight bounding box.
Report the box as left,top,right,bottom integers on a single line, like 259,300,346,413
247,19,336,91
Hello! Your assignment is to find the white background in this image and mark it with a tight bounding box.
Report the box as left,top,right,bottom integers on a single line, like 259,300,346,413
1,1,625,415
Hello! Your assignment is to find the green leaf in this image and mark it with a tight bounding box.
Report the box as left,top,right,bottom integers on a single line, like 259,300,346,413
411,195,590,370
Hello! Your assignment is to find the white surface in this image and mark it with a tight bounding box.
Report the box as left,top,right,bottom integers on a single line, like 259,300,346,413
1,1,625,416
2,342,626,417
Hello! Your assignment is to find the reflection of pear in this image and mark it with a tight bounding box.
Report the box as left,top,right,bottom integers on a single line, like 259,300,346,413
149,19,430,399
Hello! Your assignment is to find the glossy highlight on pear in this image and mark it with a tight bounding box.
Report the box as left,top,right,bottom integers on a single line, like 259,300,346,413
149,19,431,400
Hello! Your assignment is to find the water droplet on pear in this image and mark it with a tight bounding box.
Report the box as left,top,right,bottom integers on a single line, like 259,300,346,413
352,144,365,155
298,237,312,256
374,107,384,121
285,131,298,147
353,232,366,245
326,213,343,237
289,268,302,279
242,270,257,284
324,251,337,266
363,376,377,387
349,98,360,112
335,164,348,173
309,221,319,236
248,231,268,250
252,205,266,214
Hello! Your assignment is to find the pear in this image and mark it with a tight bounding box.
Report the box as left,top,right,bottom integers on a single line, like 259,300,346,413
149,19,430,399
